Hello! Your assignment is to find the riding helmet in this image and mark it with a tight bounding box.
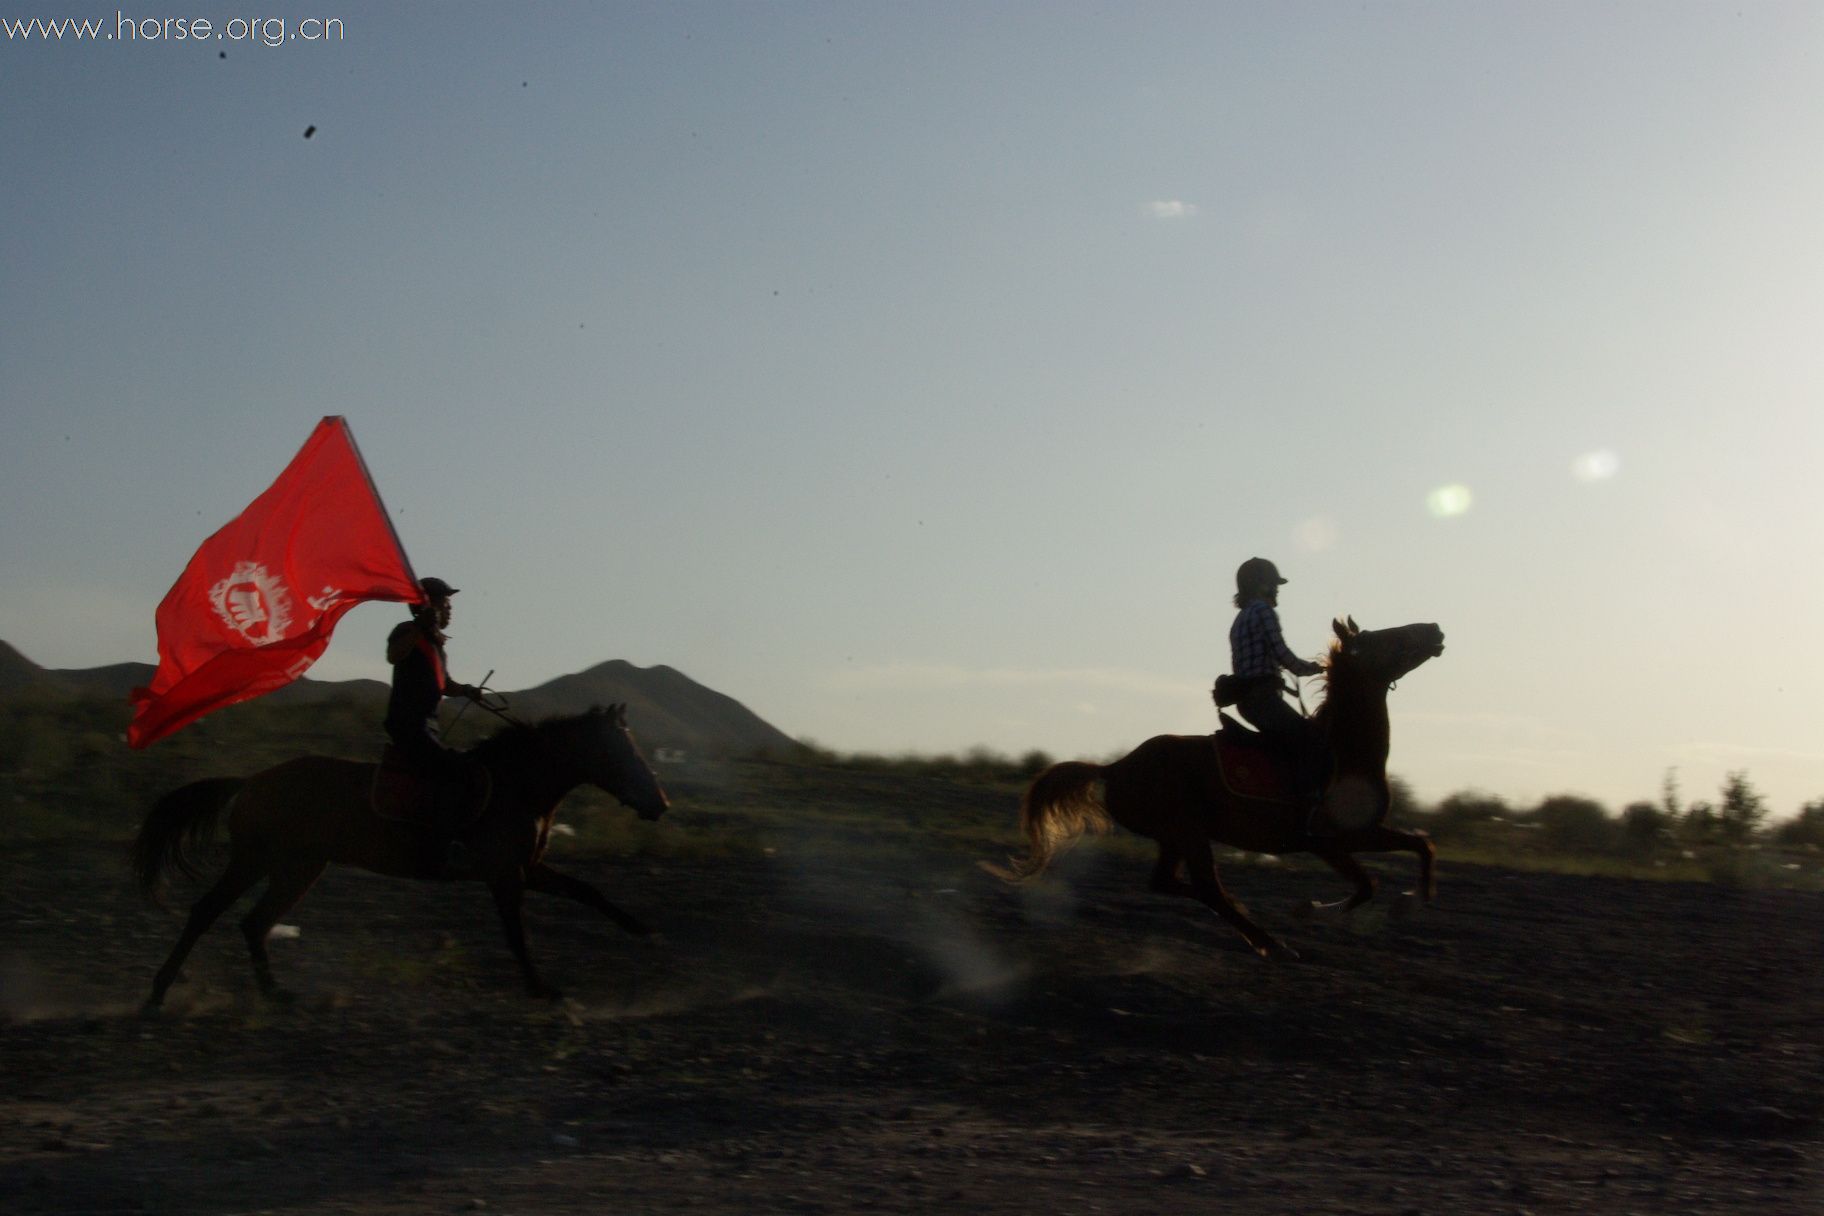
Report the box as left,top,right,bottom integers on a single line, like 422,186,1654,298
1235,557,1287,595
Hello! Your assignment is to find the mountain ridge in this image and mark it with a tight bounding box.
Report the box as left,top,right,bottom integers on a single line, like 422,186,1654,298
0,641,802,757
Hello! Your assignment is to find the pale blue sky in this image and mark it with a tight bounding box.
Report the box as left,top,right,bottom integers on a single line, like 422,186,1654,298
4,2,1820,816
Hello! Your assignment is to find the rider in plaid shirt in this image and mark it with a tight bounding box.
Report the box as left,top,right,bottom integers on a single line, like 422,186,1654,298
1226,557,1326,823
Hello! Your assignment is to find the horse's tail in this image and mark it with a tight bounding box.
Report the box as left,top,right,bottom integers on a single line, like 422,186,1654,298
982,760,1111,882
131,777,245,903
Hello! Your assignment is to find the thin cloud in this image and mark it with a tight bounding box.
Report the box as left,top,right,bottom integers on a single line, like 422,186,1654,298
1677,741,1824,766
821,662,1184,700
1144,200,1199,219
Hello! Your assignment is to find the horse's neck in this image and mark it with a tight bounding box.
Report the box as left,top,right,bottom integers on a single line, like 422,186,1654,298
1323,678,1391,775
485,732,585,817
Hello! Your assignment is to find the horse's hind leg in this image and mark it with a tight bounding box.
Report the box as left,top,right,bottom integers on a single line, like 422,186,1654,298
239,860,326,1003
1180,838,1297,961
1147,843,1192,896
524,862,651,936
145,855,263,1012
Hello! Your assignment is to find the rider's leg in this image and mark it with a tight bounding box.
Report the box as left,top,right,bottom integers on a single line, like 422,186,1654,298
1236,686,1327,831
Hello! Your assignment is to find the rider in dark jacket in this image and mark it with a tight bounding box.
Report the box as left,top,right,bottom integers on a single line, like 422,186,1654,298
386,577,486,870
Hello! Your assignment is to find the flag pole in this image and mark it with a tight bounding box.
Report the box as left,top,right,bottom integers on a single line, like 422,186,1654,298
331,416,420,593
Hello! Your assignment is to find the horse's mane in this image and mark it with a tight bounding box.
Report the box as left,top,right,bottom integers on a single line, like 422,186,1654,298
464,712,588,768
1308,630,1359,724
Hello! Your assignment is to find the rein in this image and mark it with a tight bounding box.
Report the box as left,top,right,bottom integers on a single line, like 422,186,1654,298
443,669,531,744
474,696,529,731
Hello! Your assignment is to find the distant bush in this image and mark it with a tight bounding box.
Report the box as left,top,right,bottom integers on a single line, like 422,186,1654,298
1716,771,1769,844
1674,773,1770,846
1418,790,1511,842
1772,801,1824,849
1620,801,1674,849
797,743,1055,786
1529,795,1626,856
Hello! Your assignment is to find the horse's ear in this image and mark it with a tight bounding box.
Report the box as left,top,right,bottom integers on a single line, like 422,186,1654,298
1346,615,1359,635
1333,619,1351,643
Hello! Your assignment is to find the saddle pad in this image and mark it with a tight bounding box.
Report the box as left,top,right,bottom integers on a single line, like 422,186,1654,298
371,747,437,827
1212,730,1299,806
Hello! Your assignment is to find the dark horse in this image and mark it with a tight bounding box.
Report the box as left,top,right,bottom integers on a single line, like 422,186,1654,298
989,619,1444,960
133,704,669,1009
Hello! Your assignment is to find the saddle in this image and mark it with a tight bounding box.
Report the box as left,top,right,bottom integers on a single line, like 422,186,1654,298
371,745,491,830
1211,713,1303,806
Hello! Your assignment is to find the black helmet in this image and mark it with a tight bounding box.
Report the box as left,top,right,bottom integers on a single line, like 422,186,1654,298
418,576,460,600
1235,557,1287,596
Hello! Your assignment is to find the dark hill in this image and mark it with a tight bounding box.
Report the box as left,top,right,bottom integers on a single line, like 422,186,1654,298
264,677,390,705
48,661,157,697
0,640,51,694
509,660,804,757
0,640,801,759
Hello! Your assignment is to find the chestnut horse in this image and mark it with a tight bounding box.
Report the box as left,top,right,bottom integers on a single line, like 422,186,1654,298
989,619,1444,960
133,704,668,1009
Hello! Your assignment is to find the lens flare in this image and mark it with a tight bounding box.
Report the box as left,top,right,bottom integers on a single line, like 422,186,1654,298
1426,484,1473,519
1294,515,1338,552
1572,449,1620,482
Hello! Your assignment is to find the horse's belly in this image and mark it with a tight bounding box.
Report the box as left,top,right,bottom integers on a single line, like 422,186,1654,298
230,756,378,847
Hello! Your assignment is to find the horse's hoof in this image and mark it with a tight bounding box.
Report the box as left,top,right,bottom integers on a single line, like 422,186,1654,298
138,998,165,1019
1391,891,1420,921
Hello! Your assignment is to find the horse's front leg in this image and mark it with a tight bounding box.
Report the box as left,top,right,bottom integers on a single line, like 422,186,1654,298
489,873,559,999
524,861,652,937
1352,824,1436,905
1295,849,1374,919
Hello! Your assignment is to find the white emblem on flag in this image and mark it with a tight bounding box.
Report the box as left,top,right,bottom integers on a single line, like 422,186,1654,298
209,561,294,645
306,585,346,613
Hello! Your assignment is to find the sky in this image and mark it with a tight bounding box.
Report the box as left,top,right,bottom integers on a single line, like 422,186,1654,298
3,2,1821,818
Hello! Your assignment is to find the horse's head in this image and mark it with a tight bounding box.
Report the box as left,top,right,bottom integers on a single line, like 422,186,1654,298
581,703,670,821
1329,617,1445,687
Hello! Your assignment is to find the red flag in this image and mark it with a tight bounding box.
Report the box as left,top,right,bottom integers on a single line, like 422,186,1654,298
128,417,419,748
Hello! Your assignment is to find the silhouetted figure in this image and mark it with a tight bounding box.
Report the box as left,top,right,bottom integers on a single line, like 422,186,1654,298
385,576,486,873
1224,557,1327,829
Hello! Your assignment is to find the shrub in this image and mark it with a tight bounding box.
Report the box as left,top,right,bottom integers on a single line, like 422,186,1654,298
1530,795,1622,855
1421,790,1511,841
1716,771,1768,844
1621,801,1673,850
1017,749,1055,778
1772,801,1824,849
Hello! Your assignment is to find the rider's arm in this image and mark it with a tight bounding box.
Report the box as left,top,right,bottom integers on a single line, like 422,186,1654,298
1264,612,1324,678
